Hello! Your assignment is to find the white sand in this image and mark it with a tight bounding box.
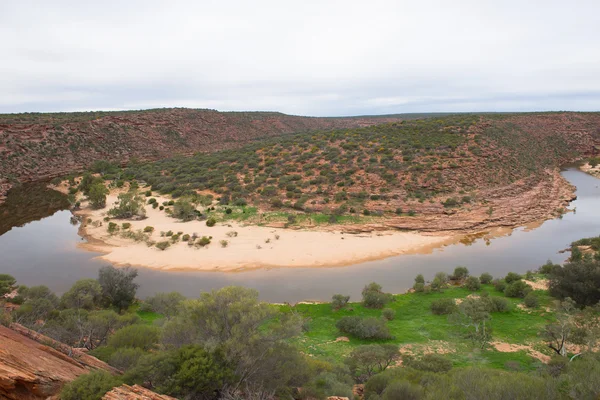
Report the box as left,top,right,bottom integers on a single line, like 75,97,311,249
75,191,452,272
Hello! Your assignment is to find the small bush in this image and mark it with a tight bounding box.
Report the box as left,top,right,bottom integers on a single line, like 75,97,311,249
382,308,396,321
464,276,481,291
197,236,211,247
182,234,190,241
60,370,123,400
413,282,425,293
336,316,392,340
505,272,522,284
493,279,507,292
143,226,154,233
523,292,539,308
206,218,216,227
452,266,469,281
165,230,173,237
431,298,457,315
486,296,511,313
121,222,131,230
403,353,453,373
362,282,393,309
226,231,238,237
156,241,170,251
504,280,532,298
331,294,350,311
382,381,424,400
107,222,119,233
225,208,233,214
219,240,229,248
480,272,493,284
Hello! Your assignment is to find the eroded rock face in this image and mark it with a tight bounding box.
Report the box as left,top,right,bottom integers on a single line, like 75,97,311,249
0,324,117,400
102,384,177,400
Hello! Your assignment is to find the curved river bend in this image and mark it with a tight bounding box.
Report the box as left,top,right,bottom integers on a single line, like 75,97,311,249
0,169,598,303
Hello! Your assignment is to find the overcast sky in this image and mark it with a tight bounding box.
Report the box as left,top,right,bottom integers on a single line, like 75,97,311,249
1,0,599,116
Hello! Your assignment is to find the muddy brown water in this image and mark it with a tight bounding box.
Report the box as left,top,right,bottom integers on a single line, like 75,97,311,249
0,169,598,303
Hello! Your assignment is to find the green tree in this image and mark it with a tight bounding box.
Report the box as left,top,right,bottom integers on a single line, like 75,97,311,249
98,266,139,312
362,282,393,309
108,191,146,219
61,279,103,310
60,370,123,400
140,291,186,318
87,182,109,209
172,198,197,221
346,344,399,379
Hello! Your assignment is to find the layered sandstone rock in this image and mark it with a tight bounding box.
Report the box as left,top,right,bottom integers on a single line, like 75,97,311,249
0,324,117,400
102,384,177,400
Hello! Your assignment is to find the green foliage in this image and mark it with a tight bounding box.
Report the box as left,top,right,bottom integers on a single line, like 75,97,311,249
362,282,393,309
523,292,539,308
172,198,197,221
156,241,170,251
452,266,469,280
108,324,160,350
403,353,453,373
480,272,493,284
382,308,396,321
505,272,522,284
0,274,15,295
98,266,139,312
61,279,102,310
87,182,109,209
60,370,123,400
108,191,146,219
143,226,154,233
464,276,481,291
431,298,457,315
140,291,185,318
331,294,350,311
206,217,216,227
548,258,600,307
335,316,392,340
504,280,532,298
346,344,399,380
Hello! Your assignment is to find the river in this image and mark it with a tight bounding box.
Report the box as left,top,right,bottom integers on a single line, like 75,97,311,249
0,168,598,303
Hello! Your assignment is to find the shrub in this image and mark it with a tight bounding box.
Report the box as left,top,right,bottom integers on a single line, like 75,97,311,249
362,282,393,309
206,218,216,227
464,276,481,291
108,324,160,350
226,231,238,237
493,279,507,292
165,230,173,236
108,347,145,371
87,182,109,209
382,308,396,321
108,191,146,219
331,294,350,311
143,226,154,233
486,296,511,313
335,316,392,340
413,282,425,293
172,198,197,221
182,234,190,241
414,274,425,284
431,298,457,315
452,266,469,281
505,272,522,284
504,280,532,298
480,272,493,284
60,370,123,400
121,222,131,230
523,292,539,308
197,236,211,247
156,241,170,251
145,190,152,196
382,381,424,400
403,353,453,373
107,222,119,233
219,240,229,248
225,208,233,214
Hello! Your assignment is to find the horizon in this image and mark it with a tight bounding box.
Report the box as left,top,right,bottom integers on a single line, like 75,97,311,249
1,1,599,116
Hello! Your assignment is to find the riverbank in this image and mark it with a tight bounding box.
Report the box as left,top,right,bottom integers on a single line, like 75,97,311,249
46,168,579,272
74,191,454,271
580,161,600,178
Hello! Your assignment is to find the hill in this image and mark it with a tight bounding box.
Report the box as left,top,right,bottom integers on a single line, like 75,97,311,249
115,112,600,233
0,108,403,201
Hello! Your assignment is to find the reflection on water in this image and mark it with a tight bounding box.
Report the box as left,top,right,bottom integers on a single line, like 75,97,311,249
0,169,598,303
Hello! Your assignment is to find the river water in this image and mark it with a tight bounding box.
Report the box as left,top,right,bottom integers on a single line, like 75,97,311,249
0,169,598,303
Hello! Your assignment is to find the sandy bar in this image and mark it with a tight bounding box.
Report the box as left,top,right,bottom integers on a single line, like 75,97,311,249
74,192,454,272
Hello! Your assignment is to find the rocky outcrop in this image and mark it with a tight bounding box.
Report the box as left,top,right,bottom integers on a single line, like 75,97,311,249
0,324,117,400
102,384,176,400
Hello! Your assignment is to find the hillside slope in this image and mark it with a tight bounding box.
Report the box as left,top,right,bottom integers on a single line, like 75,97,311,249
0,108,402,200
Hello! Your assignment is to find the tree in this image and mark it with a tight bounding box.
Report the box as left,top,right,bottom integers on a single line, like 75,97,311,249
108,324,160,351
0,274,16,296
346,344,399,380
548,259,600,307
161,286,305,395
452,266,469,281
108,191,146,219
504,280,532,298
464,276,481,291
505,272,522,284
172,198,197,221
335,316,392,340
480,272,493,284
542,298,577,357
87,182,109,209
98,266,139,312
331,294,350,311
140,291,186,318
362,282,393,309
61,279,103,310
450,297,491,347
